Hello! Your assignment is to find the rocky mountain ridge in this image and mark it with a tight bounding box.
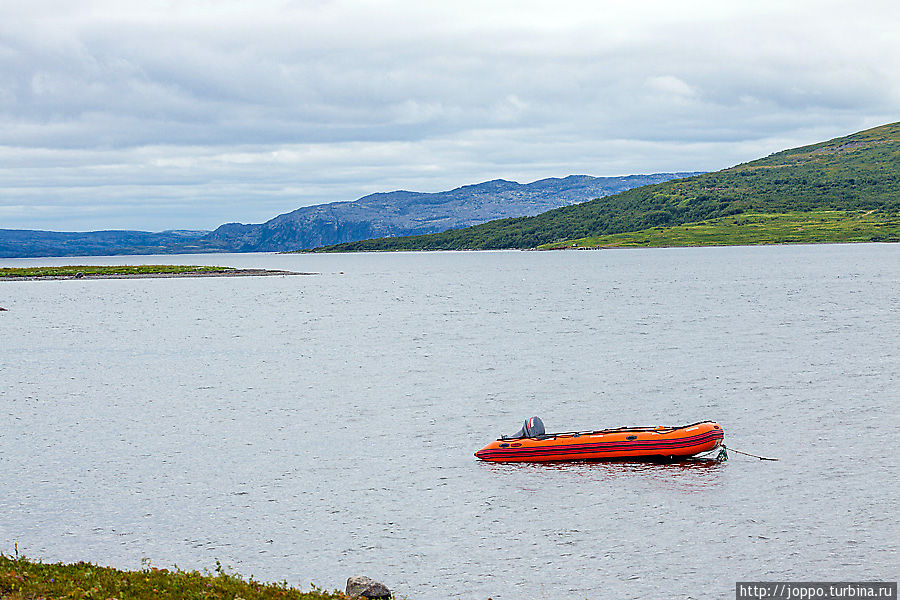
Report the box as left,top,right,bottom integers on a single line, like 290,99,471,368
0,173,700,257
203,173,700,252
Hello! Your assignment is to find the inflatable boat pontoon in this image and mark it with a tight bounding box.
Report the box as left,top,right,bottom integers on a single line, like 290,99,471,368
474,418,724,462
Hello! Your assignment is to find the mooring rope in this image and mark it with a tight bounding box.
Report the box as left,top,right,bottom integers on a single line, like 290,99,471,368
722,444,778,461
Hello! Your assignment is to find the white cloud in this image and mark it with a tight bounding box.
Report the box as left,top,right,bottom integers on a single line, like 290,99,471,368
645,76,696,99
0,0,898,230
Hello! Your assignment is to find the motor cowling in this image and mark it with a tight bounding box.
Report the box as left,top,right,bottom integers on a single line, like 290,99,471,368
504,416,545,439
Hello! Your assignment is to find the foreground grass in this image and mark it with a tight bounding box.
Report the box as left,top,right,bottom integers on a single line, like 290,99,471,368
0,265,238,279
0,554,347,600
538,210,900,249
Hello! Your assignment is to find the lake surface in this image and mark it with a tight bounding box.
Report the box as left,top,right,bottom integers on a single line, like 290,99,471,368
1,245,898,599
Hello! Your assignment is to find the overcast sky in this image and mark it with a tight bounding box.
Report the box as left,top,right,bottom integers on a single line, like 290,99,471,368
1,0,898,231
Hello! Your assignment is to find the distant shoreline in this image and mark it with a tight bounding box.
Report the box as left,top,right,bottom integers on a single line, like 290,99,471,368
0,267,313,281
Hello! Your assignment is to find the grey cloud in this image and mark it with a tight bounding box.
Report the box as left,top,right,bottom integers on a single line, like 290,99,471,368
0,0,897,230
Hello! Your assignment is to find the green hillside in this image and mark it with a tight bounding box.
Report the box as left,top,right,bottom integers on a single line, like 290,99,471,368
311,122,900,251
540,210,900,249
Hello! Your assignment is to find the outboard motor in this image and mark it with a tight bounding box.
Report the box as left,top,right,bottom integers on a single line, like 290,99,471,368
503,416,545,439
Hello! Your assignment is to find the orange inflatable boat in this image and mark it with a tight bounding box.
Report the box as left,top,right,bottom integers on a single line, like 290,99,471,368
474,418,724,462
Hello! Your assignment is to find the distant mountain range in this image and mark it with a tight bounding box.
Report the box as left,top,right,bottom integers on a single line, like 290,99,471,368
317,122,900,251
0,229,210,259
201,174,700,252
0,173,699,258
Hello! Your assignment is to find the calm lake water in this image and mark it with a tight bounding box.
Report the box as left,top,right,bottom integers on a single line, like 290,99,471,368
1,245,898,599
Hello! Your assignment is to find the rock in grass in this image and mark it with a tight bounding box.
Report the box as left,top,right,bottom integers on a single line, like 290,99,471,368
346,575,391,599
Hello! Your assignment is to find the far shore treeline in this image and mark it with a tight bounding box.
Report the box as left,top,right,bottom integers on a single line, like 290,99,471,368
311,122,900,252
